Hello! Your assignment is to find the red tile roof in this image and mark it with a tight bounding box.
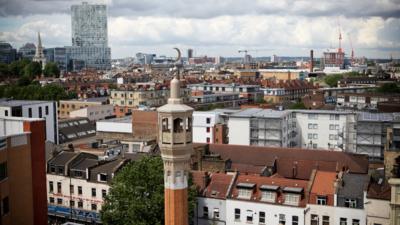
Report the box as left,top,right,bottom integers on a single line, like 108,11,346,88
207,144,368,180
311,171,337,196
231,174,309,207
203,173,234,199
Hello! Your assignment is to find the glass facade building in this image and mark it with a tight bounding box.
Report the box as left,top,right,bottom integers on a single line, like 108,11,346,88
69,2,111,70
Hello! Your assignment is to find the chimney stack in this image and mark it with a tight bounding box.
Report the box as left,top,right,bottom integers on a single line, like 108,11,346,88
310,50,314,73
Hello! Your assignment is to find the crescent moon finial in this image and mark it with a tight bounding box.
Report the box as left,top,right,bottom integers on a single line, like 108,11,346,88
173,47,181,63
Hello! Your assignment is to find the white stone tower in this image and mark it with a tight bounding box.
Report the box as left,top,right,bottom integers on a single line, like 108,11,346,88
158,67,193,225
33,32,46,70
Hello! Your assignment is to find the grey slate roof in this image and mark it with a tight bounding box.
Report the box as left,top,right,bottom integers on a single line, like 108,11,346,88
337,173,369,198
48,151,78,166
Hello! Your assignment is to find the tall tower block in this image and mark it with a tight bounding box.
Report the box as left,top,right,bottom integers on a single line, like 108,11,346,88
158,74,193,225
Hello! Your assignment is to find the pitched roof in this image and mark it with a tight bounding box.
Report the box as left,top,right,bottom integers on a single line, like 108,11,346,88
311,171,337,196
230,174,309,207
203,173,234,199
207,144,368,179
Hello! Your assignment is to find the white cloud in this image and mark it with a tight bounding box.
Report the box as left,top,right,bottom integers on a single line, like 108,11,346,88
0,1,399,59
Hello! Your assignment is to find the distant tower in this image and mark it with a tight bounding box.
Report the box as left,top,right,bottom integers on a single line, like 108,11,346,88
187,49,193,59
33,32,46,70
158,67,193,225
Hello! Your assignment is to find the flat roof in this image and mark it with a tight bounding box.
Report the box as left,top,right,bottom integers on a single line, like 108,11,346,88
230,108,289,118
98,115,132,123
0,99,53,107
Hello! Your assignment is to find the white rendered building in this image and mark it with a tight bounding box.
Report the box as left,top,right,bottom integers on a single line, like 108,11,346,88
0,99,58,143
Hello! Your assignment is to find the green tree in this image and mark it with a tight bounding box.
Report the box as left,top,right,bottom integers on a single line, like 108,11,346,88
288,102,307,109
43,62,60,77
324,74,343,87
24,61,42,79
376,83,400,94
0,63,10,79
9,58,30,77
101,156,197,225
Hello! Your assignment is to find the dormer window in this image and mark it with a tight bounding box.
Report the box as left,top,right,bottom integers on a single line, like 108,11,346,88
260,185,279,203
237,183,255,199
283,187,303,206
344,198,357,208
317,196,327,205
98,173,108,182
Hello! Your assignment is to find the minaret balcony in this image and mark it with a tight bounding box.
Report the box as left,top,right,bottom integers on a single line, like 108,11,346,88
162,131,192,145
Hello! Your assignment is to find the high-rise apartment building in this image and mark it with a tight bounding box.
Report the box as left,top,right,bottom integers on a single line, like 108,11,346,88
68,2,111,70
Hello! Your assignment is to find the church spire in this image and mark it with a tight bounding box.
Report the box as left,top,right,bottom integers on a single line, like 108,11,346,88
33,31,46,70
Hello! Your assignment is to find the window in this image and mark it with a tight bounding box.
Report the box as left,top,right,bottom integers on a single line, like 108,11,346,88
279,214,286,225
313,134,318,139
78,201,83,208
313,124,318,129
317,196,327,205
206,137,210,143
39,107,42,118
238,188,252,199
330,114,335,120
102,189,107,198
246,210,253,222
78,186,82,195
57,198,62,205
28,108,32,117
335,115,340,120
57,182,62,193
49,181,54,193
259,211,265,223
308,133,313,139
49,197,55,204
313,143,318,149
311,214,318,225
213,208,219,219
0,162,7,182
285,193,300,205
308,123,313,129
308,114,318,119
234,208,240,220
4,110,8,116
261,191,275,202
340,218,347,225
322,216,329,225
292,216,298,225
45,106,49,115
1,197,9,215
91,204,97,211
203,206,208,217
329,134,334,140
70,200,75,207
70,185,74,194
329,124,335,130
206,127,210,133
344,198,357,208
92,188,96,197
352,219,360,225
206,117,211,124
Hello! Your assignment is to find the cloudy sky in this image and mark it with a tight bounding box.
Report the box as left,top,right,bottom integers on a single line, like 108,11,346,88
0,0,399,59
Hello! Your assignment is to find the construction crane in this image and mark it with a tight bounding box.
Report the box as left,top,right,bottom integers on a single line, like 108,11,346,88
348,34,355,64
238,49,274,63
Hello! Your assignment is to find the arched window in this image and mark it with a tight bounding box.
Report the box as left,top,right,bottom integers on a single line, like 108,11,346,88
162,118,170,132
173,118,183,133
186,117,192,131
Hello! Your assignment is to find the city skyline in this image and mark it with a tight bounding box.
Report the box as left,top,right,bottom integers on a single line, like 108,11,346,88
0,0,399,59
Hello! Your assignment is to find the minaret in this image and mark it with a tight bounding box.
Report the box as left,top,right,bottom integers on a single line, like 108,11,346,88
33,32,46,70
158,69,193,225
